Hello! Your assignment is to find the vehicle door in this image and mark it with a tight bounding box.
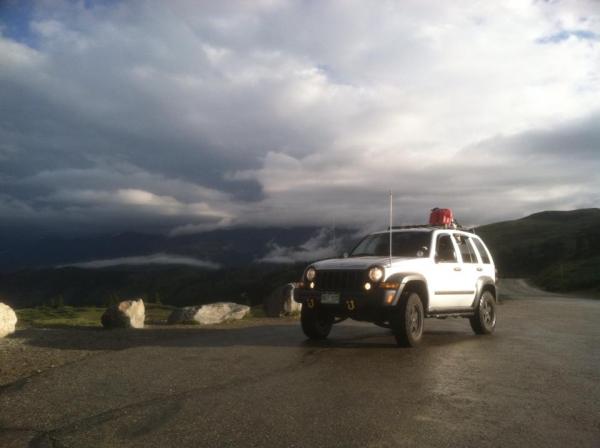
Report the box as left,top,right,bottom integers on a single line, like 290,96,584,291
452,234,479,307
429,232,471,309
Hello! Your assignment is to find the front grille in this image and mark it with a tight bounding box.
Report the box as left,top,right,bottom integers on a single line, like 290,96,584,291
316,270,366,291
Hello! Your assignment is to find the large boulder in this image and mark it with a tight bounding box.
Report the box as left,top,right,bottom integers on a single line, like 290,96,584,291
264,283,301,317
283,283,302,315
263,285,287,317
194,302,250,325
0,303,18,338
166,302,250,325
167,306,201,325
101,299,145,329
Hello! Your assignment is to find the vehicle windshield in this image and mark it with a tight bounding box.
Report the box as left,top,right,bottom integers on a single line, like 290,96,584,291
350,231,432,258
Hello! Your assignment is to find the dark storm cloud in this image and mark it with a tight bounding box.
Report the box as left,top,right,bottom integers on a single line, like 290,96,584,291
468,113,600,160
0,0,599,237
0,30,264,199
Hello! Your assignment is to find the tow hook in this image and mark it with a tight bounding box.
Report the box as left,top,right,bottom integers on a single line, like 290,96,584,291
307,298,315,309
346,299,356,311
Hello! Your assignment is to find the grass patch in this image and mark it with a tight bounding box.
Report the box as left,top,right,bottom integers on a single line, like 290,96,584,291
15,303,176,328
144,303,176,324
249,305,266,318
16,306,104,328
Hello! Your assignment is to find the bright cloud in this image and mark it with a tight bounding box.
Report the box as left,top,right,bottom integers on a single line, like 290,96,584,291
258,228,343,264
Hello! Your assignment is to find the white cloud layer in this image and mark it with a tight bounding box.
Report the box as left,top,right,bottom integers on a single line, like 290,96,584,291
258,228,343,264
0,0,599,236
60,253,220,269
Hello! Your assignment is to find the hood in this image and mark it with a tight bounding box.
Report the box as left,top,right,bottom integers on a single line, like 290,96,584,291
312,256,412,270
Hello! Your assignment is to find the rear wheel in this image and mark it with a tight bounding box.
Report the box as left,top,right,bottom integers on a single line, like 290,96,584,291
301,305,334,340
391,292,424,347
470,290,496,335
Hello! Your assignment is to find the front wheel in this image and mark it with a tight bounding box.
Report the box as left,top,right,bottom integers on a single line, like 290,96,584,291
470,290,496,335
390,292,424,347
301,305,334,340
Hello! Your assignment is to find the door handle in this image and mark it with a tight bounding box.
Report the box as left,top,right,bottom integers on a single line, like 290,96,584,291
454,267,462,272
477,267,483,272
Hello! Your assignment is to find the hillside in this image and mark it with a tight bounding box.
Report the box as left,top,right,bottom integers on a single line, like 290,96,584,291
477,208,600,293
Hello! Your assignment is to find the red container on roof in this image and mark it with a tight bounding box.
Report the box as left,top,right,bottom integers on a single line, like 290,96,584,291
429,208,454,227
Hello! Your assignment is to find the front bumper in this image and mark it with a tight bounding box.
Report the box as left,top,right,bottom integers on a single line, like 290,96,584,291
294,286,400,321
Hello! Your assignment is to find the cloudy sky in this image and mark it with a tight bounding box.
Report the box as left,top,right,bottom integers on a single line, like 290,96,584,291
1,0,599,238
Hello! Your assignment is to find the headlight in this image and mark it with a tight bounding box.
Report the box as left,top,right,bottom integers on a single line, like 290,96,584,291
368,266,384,282
305,267,316,281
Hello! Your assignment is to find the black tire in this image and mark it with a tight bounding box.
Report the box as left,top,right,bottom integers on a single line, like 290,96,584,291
390,292,424,347
301,305,334,340
470,290,496,335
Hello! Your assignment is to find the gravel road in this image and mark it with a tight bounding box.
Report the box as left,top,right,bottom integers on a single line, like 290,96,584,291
1,280,599,447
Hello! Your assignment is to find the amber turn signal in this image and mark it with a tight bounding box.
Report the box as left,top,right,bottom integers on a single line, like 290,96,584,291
380,281,400,289
384,290,396,304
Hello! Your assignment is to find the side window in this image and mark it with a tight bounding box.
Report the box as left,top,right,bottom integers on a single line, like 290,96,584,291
472,238,491,264
435,234,457,263
453,234,477,263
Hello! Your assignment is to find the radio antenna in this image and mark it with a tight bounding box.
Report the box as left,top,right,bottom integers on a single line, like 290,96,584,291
332,216,336,253
389,190,393,267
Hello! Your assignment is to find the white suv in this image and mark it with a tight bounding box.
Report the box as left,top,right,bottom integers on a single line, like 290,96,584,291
294,226,497,347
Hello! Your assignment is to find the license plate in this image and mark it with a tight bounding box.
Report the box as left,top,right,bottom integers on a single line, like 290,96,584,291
321,292,340,304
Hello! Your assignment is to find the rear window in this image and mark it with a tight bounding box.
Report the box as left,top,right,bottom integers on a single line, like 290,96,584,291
472,238,491,264
454,234,477,263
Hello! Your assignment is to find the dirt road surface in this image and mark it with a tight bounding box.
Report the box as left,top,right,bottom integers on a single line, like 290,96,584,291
1,280,599,447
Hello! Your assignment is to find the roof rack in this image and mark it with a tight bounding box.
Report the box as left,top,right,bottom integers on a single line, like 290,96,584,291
388,224,476,233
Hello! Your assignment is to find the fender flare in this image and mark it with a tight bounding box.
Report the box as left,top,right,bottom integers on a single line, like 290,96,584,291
385,273,428,307
473,276,497,307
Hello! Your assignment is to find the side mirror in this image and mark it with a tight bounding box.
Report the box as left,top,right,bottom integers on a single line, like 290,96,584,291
343,252,349,258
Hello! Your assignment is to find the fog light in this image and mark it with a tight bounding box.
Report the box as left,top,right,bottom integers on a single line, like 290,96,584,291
364,282,372,290
309,282,315,289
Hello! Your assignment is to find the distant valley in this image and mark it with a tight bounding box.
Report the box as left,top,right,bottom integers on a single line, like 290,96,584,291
1,209,598,308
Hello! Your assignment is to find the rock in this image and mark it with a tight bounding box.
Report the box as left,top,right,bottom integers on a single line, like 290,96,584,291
264,283,301,317
283,283,302,315
193,302,250,325
101,299,145,329
167,306,201,325
166,302,250,325
0,303,18,338
263,285,287,317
